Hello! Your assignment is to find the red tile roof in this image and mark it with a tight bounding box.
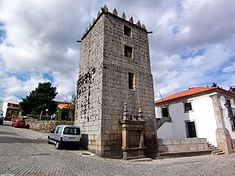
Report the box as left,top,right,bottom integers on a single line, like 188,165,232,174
155,87,235,104
55,102,71,109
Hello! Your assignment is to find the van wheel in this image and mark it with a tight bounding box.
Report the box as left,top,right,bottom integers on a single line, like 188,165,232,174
55,142,61,149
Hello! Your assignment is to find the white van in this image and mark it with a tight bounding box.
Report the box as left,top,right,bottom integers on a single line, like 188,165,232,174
48,125,81,149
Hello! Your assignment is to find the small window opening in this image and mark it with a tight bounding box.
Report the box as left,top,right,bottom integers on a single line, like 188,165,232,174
162,107,169,117
231,119,235,130
184,102,192,112
125,45,132,58
226,100,231,108
124,26,131,36
128,72,134,89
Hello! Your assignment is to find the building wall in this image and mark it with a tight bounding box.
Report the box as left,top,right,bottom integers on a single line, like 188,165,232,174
76,11,156,158
220,96,235,139
190,95,217,146
2,101,8,117
157,94,218,147
1,101,19,120
101,13,156,157
75,14,105,155
157,122,174,138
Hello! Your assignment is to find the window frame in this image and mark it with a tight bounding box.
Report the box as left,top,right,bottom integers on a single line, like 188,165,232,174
63,127,81,135
231,119,235,131
161,107,169,117
124,25,132,37
128,72,135,90
124,45,133,58
184,102,193,112
226,99,231,108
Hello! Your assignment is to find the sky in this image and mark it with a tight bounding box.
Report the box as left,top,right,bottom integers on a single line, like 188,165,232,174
0,0,235,102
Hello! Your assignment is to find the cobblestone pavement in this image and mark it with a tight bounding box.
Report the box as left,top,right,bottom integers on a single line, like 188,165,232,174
0,123,235,176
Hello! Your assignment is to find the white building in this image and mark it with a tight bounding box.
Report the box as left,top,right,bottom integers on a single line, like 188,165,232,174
1,101,19,120
155,87,235,153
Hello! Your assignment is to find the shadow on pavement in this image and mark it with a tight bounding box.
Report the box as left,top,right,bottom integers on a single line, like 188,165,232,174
0,136,46,144
0,131,18,135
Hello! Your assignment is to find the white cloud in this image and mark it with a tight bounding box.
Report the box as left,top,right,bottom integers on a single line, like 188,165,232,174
223,62,235,73
0,0,235,102
150,0,235,98
0,0,90,101
0,72,49,101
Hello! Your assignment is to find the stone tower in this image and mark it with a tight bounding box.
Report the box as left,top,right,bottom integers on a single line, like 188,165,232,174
75,5,157,158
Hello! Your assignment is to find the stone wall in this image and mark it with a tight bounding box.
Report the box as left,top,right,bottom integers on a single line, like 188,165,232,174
157,138,209,153
75,11,104,155
28,120,74,133
101,12,156,158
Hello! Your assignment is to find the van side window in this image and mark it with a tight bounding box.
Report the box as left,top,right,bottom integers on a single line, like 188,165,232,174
55,127,60,134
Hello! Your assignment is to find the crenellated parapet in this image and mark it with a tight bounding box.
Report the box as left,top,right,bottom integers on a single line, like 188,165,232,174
81,5,147,40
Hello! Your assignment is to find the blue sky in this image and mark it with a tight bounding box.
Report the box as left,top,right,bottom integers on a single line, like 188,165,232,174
0,0,235,102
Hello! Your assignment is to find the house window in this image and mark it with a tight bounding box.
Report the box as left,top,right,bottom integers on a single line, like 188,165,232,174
184,102,192,112
231,119,235,131
162,107,169,117
124,45,132,58
128,72,134,89
226,100,231,108
225,99,235,117
124,26,131,36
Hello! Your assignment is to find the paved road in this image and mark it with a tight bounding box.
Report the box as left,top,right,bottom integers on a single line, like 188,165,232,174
0,123,235,176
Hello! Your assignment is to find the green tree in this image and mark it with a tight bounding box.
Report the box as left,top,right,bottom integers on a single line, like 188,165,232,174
55,95,76,121
56,108,70,120
19,82,58,117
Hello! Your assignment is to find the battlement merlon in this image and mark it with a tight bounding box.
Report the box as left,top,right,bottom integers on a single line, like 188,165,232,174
80,5,149,41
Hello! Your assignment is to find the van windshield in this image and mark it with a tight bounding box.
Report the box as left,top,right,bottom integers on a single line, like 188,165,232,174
63,127,80,135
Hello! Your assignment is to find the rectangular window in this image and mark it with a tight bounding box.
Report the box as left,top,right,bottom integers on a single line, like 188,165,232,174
184,102,192,112
226,100,235,117
226,100,231,107
124,26,131,36
128,72,134,89
63,127,81,135
162,107,169,117
124,45,132,58
231,119,235,131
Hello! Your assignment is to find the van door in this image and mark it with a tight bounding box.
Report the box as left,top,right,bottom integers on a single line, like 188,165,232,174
62,127,81,142
53,126,61,142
